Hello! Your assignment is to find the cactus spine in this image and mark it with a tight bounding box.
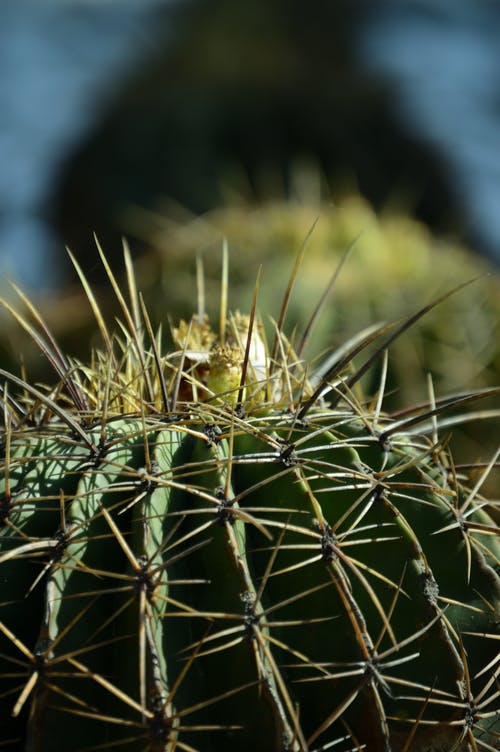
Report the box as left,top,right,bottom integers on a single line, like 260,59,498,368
0,248,499,751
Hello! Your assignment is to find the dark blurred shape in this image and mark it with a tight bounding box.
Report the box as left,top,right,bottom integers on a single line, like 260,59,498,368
2,0,499,292
54,0,457,283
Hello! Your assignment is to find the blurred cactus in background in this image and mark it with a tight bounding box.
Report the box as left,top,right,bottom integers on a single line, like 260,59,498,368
129,193,499,401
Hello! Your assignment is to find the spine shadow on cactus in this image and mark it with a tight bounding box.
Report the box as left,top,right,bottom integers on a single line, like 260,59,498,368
0,241,499,751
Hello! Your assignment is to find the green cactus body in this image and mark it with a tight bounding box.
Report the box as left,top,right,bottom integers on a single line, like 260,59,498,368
1,255,499,751
232,417,500,748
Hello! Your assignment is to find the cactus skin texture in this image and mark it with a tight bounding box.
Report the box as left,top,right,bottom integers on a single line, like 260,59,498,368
0,250,499,751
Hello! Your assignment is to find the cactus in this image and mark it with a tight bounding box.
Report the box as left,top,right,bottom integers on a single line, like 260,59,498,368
130,194,500,405
1,246,499,752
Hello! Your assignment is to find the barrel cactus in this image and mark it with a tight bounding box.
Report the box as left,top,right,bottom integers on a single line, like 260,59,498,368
1,247,499,752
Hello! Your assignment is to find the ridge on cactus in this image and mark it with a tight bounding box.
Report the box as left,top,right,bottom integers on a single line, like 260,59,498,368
0,241,499,752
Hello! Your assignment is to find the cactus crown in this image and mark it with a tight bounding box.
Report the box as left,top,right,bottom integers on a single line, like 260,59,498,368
0,241,499,752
